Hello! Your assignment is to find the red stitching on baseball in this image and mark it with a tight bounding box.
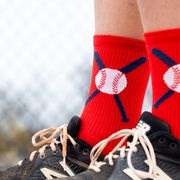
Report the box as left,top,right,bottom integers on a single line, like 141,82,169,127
97,69,106,90
112,72,123,94
171,66,180,90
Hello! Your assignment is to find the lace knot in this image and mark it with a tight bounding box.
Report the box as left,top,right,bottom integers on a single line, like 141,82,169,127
18,124,76,168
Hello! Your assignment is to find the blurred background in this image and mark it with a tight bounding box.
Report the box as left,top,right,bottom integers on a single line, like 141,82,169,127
0,0,151,169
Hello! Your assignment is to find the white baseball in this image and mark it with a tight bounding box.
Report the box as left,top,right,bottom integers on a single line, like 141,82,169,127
95,68,127,95
164,64,180,93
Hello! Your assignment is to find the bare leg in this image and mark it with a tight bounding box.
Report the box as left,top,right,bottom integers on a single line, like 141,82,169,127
79,0,149,154
137,0,180,139
95,0,144,39
137,0,180,31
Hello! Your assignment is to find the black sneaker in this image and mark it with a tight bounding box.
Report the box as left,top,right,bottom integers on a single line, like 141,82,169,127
0,116,103,180
61,112,180,180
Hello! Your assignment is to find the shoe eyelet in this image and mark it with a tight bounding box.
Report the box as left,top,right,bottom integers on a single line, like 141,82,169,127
82,148,89,155
170,142,177,149
53,151,58,154
74,143,80,150
40,154,46,159
159,137,166,144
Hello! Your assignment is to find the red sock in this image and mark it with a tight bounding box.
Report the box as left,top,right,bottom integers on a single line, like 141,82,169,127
145,29,180,139
78,35,149,154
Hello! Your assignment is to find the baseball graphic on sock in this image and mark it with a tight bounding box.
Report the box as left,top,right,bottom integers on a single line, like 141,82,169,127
164,64,180,93
95,68,127,95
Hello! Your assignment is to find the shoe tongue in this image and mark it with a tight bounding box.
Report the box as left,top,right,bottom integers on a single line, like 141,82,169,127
67,115,81,137
136,112,170,136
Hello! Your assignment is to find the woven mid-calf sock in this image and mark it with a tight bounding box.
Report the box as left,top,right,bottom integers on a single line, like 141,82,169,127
145,29,180,139
78,35,149,154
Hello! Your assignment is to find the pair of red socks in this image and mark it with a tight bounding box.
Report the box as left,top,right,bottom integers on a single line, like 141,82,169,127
78,29,180,154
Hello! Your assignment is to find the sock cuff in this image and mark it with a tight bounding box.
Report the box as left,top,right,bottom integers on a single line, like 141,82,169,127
94,35,146,51
144,28,180,44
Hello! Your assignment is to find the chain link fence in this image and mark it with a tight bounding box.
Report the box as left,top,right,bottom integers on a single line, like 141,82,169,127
0,0,94,168
0,0,151,168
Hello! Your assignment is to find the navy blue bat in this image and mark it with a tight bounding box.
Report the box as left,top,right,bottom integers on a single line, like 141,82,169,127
85,52,147,122
152,48,177,109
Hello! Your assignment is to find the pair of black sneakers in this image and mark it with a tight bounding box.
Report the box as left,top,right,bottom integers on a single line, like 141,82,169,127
1,112,180,180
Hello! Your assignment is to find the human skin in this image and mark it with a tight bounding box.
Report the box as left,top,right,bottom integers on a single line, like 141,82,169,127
94,0,144,39
137,0,180,32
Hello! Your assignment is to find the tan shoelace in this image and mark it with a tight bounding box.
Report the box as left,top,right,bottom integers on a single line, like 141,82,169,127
18,124,77,171
89,128,160,179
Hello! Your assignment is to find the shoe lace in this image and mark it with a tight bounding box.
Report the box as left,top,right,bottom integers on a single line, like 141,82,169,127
89,128,158,179
18,124,77,171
